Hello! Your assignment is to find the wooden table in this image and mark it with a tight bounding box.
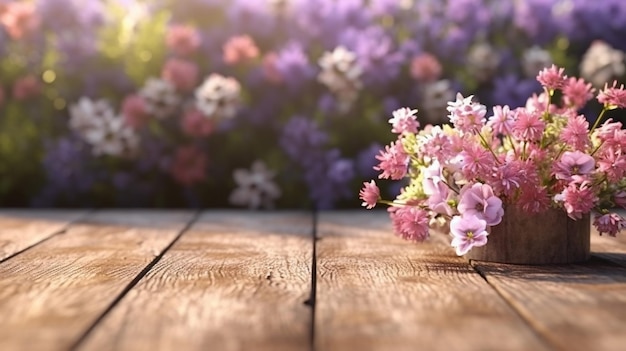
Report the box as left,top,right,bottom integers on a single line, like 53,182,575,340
0,210,625,351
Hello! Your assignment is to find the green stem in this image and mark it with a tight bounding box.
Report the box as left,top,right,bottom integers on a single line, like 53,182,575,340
475,129,502,165
590,140,605,157
589,108,608,135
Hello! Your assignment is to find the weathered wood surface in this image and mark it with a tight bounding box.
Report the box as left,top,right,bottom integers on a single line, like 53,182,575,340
0,210,194,351
0,210,625,351
78,211,313,351
472,259,626,351
471,210,626,351
315,211,548,351
0,210,87,262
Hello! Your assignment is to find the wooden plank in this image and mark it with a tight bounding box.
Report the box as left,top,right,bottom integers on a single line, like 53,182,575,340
0,210,87,262
473,259,626,351
78,211,313,351
315,211,549,351
0,210,195,351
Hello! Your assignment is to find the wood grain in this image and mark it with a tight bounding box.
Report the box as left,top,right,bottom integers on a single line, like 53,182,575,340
0,210,194,351
0,210,87,262
78,211,313,351
473,259,626,351
315,211,549,351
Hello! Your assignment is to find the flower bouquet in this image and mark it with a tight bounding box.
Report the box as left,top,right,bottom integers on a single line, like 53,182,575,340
360,65,626,262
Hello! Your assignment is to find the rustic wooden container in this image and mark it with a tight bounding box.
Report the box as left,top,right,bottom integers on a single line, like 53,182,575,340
465,206,590,265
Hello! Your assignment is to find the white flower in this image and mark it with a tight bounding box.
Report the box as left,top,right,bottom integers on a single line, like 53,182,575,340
195,73,241,120
68,97,139,157
522,46,553,78
318,46,362,92
466,42,500,82
229,160,281,209
139,77,180,119
69,97,116,135
580,40,626,88
318,46,363,112
84,116,140,157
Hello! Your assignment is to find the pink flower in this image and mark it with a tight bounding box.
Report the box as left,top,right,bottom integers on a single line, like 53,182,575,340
446,93,487,133
262,52,283,84
562,77,595,109
536,64,567,90
374,140,409,180
170,145,208,186
449,215,489,256
121,94,150,129
560,115,590,151
426,181,455,216
594,119,626,150
525,92,556,114
487,105,514,135
388,206,430,242
180,108,214,137
597,81,626,109
421,160,444,196
517,185,550,214
223,35,260,65
490,160,524,197
420,126,454,161
554,179,598,220
596,147,626,182
457,182,504,226
459,142,494,180
409,53,442,82
593,212,625,237
388,107,419,134
359,180,380,209
166,24,201,57
511,108,544,142
161,58,199,93
553,151,595,181
0,3,40,40
12,75,40,101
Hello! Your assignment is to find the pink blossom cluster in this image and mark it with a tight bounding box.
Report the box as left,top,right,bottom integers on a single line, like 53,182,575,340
360,65,626,255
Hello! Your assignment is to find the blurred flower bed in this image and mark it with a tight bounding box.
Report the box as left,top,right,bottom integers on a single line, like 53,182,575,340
0,0,625,208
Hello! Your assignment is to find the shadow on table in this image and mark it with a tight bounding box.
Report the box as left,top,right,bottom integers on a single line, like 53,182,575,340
472,255,626,284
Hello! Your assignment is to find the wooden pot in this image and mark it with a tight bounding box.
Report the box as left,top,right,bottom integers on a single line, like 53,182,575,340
465,206,590,265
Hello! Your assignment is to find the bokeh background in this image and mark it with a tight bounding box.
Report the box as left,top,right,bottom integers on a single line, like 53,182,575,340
0,0,625,209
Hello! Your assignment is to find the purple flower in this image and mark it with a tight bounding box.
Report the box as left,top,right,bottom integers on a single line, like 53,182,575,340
274,43,316,91
280,115,328,164
427,181,455,217
554,151,595,181
491,74,542,108
339,26,404,86
450,215,489,256
458,182,504,226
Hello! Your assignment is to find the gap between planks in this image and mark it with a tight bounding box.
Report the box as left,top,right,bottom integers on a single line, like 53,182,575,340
68,210,201,351
75,211,315,351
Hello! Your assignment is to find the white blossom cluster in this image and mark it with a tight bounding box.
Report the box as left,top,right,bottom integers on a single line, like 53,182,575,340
318,46,363,113
139,78,181,119
69,97,139,157
228,160,281,209
194,73,241,120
